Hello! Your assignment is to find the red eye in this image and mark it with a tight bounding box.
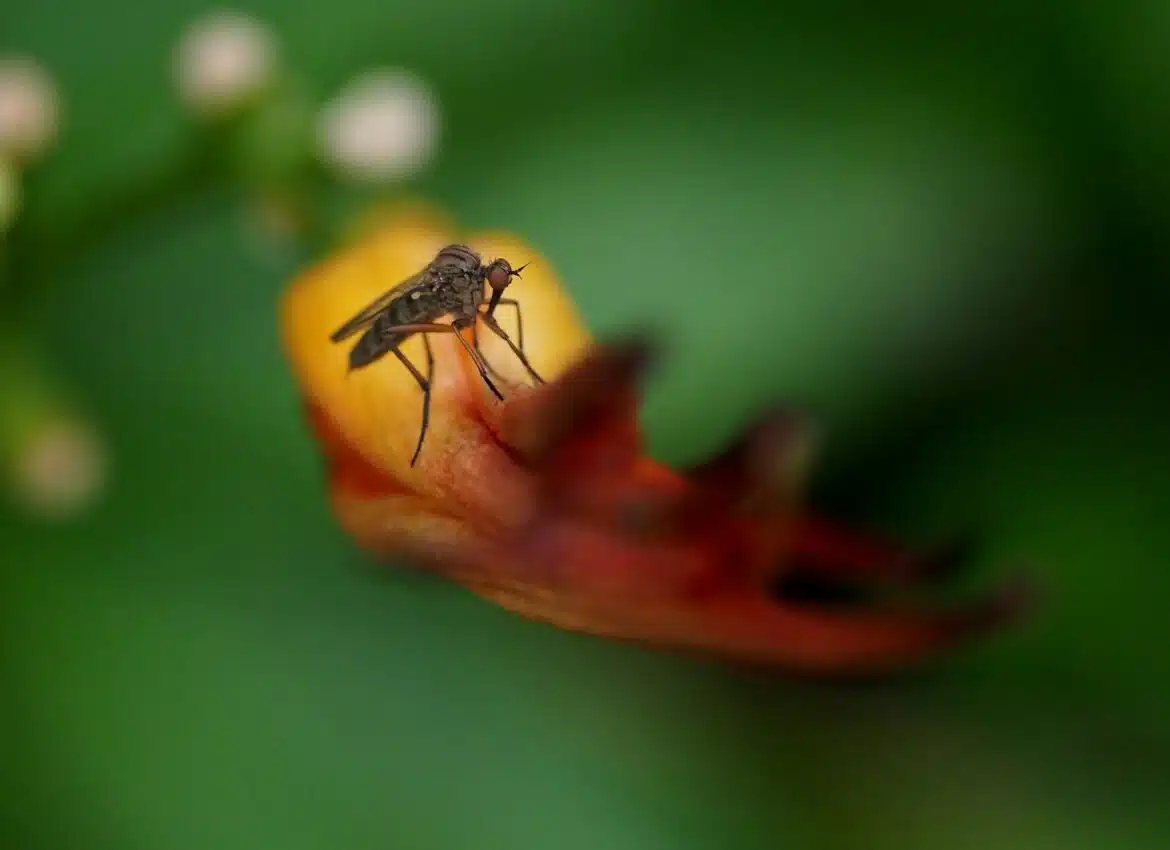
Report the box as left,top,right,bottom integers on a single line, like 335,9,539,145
488,266,511,289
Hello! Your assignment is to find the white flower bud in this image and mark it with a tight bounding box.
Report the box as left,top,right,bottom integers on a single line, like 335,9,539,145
316,69,439,183
8,416,109,521
174,11,278,118
0,56,60,163
0,158,19,232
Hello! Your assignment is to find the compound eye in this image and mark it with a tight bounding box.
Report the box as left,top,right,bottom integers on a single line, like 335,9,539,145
487,263,512,290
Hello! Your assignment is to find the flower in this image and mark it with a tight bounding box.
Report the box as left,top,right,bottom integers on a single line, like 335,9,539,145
174,11,278,118
280,205,1029,675
0,56,60,163
315,69,439,183
5,415,108,521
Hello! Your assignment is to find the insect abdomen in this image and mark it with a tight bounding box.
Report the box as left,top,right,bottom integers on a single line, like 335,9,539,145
348,330,392,371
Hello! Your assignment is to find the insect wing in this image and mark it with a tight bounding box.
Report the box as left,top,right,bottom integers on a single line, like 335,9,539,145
329,269,433,344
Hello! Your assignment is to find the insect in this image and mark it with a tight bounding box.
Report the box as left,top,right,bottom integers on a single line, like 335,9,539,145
329,243,545,466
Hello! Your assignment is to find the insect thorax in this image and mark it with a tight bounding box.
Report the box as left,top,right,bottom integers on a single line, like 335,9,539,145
433,244,482,271
428,268,486,322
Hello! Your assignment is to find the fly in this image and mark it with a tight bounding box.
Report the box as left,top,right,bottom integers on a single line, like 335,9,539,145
329,243,545,466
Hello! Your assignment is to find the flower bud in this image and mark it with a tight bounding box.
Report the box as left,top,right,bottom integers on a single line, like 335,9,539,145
0,56,60,163
7,414,108,521
279,206,1025,674
0,339,109,520
316,69,439,183
174,11,278,118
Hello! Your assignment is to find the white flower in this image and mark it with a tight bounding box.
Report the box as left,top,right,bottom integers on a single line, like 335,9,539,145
0,158,19,232
0,56,60,163
316,69,440,183
174,11,278,118
8,416,109,521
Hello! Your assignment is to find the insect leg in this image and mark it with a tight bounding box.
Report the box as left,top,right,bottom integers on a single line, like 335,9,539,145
485,297,525,352
473,320,509,383
381,322,506,401
452,327,506,400
481,312,545,385
416,334,435,467
391,344,433,466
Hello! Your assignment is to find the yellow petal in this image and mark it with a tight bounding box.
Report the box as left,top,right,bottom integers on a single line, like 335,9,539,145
280,203,593,496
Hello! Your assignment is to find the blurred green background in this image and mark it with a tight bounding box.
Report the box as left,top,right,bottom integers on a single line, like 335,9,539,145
3,1,1169,848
